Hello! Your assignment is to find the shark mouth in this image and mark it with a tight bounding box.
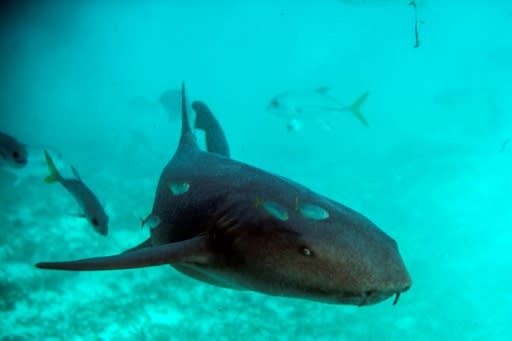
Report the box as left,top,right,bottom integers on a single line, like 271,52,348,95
355,290,404,306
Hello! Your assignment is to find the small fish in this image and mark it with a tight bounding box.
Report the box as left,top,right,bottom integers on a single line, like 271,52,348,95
267,87,369,130
0,131,28,168
140,214,161,230
168,181,190,196
256,197,289,221
44,151,108,236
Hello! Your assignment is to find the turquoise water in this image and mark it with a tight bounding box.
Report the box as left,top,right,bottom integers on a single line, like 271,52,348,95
1,0,511,339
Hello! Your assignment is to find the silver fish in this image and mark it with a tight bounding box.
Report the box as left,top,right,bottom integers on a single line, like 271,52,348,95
44,151,108,236
267,87,369,130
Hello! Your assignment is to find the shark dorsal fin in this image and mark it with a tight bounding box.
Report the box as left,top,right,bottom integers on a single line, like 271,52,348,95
177,82,199,153
192,101,230,158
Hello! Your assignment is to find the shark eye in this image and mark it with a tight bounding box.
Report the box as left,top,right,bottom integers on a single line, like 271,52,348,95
91,218,99,226
12,151,19,159
301,247,312,257
270,100,279,108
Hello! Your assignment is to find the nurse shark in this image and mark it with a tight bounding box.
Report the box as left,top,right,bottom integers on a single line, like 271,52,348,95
37,84,411,306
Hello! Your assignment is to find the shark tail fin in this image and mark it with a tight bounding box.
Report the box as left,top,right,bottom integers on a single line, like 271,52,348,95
43,150,61,184
348,92,369,127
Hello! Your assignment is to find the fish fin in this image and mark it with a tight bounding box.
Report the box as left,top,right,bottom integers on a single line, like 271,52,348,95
177,82,199,153
255,197,264,208
43,150,61,183
347,92,369,127
315,86,331,94
192,101,230,157
36,235,212,271
71,166,82,181
139,213,152,229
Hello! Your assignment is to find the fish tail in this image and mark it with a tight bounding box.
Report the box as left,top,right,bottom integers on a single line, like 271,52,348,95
348,92,369,127
43,150,61,183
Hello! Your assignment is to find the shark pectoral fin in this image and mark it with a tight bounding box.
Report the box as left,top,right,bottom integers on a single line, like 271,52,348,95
36,235,211,271
122,238,153,254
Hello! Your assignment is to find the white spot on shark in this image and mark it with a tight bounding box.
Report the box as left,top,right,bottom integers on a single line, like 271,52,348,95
168,181,190,196
298,203,329,220
256,198,289,221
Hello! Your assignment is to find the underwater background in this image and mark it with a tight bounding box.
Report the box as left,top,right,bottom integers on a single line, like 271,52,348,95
1,0,511,339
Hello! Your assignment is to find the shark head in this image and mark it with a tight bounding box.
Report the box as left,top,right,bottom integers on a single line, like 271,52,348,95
209,191,411,306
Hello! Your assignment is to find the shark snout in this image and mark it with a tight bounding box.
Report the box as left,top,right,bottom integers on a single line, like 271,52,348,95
361,241,412,306
345,266,411,306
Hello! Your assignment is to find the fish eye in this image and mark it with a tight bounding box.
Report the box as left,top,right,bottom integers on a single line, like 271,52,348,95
270,100,279,107
12,151,19,159
301,247,313,257
91,218,99,226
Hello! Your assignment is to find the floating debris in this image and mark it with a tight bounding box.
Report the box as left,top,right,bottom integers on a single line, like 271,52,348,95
409,0,420,48
297,202,330,221
140,214,161,230
256,198,289,221
168,181,190,196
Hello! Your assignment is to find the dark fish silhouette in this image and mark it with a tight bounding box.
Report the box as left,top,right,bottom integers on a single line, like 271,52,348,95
0,131,28,168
